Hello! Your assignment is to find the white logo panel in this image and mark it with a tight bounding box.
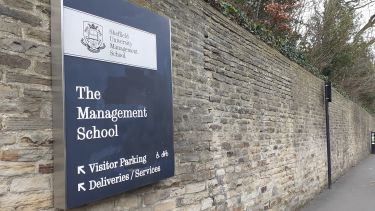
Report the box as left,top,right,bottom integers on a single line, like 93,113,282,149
64,7,157,70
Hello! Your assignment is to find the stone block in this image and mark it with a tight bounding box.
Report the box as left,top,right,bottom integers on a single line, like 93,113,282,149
26,28,50,43
0,84,18,99
3,0,34,11
7,72,51,86
0,84,18,100
0,38,33,53
214,194,226,204
23,89,51,99
0,178,9,195
26,45,51,58
185,182,206,194
0,38,50,58
175,163,193,175
40,102,52,119
0,100,19,113
0,149,18,161
38,163,53,174
37,0,50,4
0,147,52,162
19,133,53,147
0,191,53,210
179,153,200,162
84,199,115,211
0,134,16,146
216,169,225,176
115,194,141,209
34,61,51,76
201,197,213,210
0,162,35,176
143,190,170,205
0,206,14,211
36,5,50,16
154,200,176,211
0,5,41,26
4,117,51,131
0,52,30,69
0,20,22,36
10,175,50,192
17,97,43,115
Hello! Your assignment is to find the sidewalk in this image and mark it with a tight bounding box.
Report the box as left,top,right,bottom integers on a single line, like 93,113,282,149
302,155,375,211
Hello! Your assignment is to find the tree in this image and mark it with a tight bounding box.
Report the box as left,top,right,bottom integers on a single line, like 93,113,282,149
300,0,375,113
207,0,375,113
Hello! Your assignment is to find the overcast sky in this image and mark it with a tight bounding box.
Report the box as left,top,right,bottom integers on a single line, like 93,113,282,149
297,0,374,43
357,2,374,53
358,3,374,37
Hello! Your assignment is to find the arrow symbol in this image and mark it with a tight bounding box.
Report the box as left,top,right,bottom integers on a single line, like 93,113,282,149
78,183,86,192
77,166,86,175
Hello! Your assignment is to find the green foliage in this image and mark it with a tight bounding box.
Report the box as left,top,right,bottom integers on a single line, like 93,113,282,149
205,0,326,80
205,0,375,114
303,0,375,114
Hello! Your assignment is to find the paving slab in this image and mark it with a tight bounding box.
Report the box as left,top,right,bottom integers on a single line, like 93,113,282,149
302,155,375,211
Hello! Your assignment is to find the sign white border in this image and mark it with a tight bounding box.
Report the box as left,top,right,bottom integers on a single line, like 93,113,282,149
64,7,158,70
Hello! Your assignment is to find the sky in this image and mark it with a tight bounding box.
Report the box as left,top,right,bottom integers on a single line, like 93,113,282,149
296,0,374,49
357,2,375,54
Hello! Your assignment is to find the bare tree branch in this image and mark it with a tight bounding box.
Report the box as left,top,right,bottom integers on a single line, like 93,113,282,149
354,13,375,41
354,1,375,9
365,37,375,47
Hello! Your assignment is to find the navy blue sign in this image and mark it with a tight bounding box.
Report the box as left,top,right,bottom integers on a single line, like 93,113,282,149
61,0,173,208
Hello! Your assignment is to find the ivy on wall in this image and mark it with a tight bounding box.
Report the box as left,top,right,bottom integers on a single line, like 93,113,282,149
204,0,323,77
204,0,369,109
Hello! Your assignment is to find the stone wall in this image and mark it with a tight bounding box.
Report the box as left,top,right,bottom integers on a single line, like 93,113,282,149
0,0,374,210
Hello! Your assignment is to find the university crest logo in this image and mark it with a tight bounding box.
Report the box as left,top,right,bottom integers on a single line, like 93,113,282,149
81,21,106,53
